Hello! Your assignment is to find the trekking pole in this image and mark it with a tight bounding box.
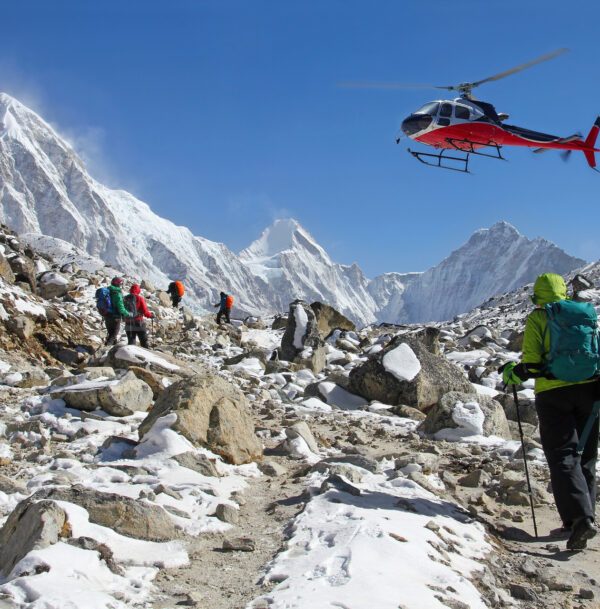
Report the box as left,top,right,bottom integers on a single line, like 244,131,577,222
151,316,154,349
511,385,539,539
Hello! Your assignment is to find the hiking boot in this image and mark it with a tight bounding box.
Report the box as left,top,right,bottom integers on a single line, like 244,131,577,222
566,517,597,551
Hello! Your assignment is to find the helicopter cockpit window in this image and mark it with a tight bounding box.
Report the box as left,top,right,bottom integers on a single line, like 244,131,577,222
414,102,439,116
439,103,452,118
454,105,470,120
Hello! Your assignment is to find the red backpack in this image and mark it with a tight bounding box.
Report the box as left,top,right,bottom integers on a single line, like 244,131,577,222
174,281,185,297
225,295,234,309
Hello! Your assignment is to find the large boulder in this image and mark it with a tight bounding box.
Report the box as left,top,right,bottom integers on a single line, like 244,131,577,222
280,300,327,373
139,371,262,465
0,498,68,577
38,486,180,542
7,254,37,291
37,271,74,300
419,391,511,439
310,302,356,339
50,371,153,416
348,335,473,410
105,345,196,377
0,251,15,284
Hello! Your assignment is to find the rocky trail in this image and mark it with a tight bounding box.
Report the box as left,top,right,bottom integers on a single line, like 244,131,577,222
0,223,597,609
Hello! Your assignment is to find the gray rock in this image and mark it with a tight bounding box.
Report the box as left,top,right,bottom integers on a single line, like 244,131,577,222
6,316,36,340
419,391,511,439
83,367,116,381
51,371,153,416
349,335,473,410
106,345,195,377
139,371,263,465
319,454,379,473
258,461,287,477
173,451,220,477
0,499,67,577
458,469,490,488
509,583,538,602
37,271,74,299
157,291,173,308
310,302,356,339
38,486,179,541
8,255,37,291
0,474,27,494
498,392,538,426
0,251,15,283
285,421,319,453
16,368,50,388
222,537,255,552
395,453,440,474
280,300,327,374
215,504,239,525
390,404,427,421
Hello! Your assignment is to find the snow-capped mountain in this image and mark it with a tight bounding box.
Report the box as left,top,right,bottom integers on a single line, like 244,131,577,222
0,92,271,315
239,219,377,324
0,92,587,325
374,221,585,323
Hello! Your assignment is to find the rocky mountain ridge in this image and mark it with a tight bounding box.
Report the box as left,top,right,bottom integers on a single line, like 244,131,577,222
0,93,586,326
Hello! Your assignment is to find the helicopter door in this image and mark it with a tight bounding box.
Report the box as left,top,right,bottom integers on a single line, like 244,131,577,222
437,103,453,127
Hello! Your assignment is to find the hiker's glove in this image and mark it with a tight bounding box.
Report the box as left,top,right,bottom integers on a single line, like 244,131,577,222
502,362,525,385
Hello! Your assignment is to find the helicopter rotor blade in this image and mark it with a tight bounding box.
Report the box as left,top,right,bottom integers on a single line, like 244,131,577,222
336,81,444,90
470,48,569,88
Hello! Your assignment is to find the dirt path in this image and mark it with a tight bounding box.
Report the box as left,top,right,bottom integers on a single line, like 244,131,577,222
494,505,600,607
151,458,306,609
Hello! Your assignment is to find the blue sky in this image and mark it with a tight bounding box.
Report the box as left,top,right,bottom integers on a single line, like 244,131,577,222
2,1,600,276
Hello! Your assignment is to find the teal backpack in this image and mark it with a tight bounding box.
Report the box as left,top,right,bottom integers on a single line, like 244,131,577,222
544,299,600,382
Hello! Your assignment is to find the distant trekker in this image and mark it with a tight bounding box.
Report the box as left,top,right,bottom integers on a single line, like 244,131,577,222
95,277,132,346
167,280,185,308
124,284,154,348
214,291,233,325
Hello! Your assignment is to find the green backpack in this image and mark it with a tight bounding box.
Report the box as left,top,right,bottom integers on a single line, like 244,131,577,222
544,299,600,382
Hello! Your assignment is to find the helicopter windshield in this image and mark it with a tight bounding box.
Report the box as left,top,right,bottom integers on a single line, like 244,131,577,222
414,102,439,116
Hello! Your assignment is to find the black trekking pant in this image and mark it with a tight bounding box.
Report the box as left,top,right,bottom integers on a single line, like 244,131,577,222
104,316,122,346
170,294,181,308
535,382,599,526
216,307,231,324
126,329,149,348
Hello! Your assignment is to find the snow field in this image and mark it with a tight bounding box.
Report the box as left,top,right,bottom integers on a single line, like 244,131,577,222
252,470,490,609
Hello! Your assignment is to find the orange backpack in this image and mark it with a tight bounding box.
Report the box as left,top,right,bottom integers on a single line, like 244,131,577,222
174,281,185,297
225,295,234,309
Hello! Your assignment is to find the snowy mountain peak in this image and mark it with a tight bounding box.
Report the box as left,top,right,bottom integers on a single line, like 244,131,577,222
240,218,326,260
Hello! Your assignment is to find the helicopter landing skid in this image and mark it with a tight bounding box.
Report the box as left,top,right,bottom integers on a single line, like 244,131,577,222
408,139,505,173
408,148,472,173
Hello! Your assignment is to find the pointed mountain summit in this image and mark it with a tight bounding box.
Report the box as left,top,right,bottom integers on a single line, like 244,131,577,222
372,220,585,323
240,218,328,261
240,219,377,323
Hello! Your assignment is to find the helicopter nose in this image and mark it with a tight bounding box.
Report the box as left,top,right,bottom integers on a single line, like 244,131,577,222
401,114,433,137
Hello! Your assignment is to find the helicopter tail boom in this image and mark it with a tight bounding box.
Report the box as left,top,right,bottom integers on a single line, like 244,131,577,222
583,116,600,168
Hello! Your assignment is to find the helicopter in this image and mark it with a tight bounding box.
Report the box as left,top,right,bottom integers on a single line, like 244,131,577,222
342,48,600,173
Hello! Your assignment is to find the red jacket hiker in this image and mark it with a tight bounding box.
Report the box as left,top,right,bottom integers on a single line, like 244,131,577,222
124,284,154,348
127,284,153,321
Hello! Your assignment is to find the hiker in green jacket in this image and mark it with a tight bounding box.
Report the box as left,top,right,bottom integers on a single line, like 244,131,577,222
503,273,598,550
105,277,131,346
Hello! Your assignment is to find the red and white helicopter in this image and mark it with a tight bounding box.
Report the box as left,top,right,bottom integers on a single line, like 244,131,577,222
344,49,600,173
